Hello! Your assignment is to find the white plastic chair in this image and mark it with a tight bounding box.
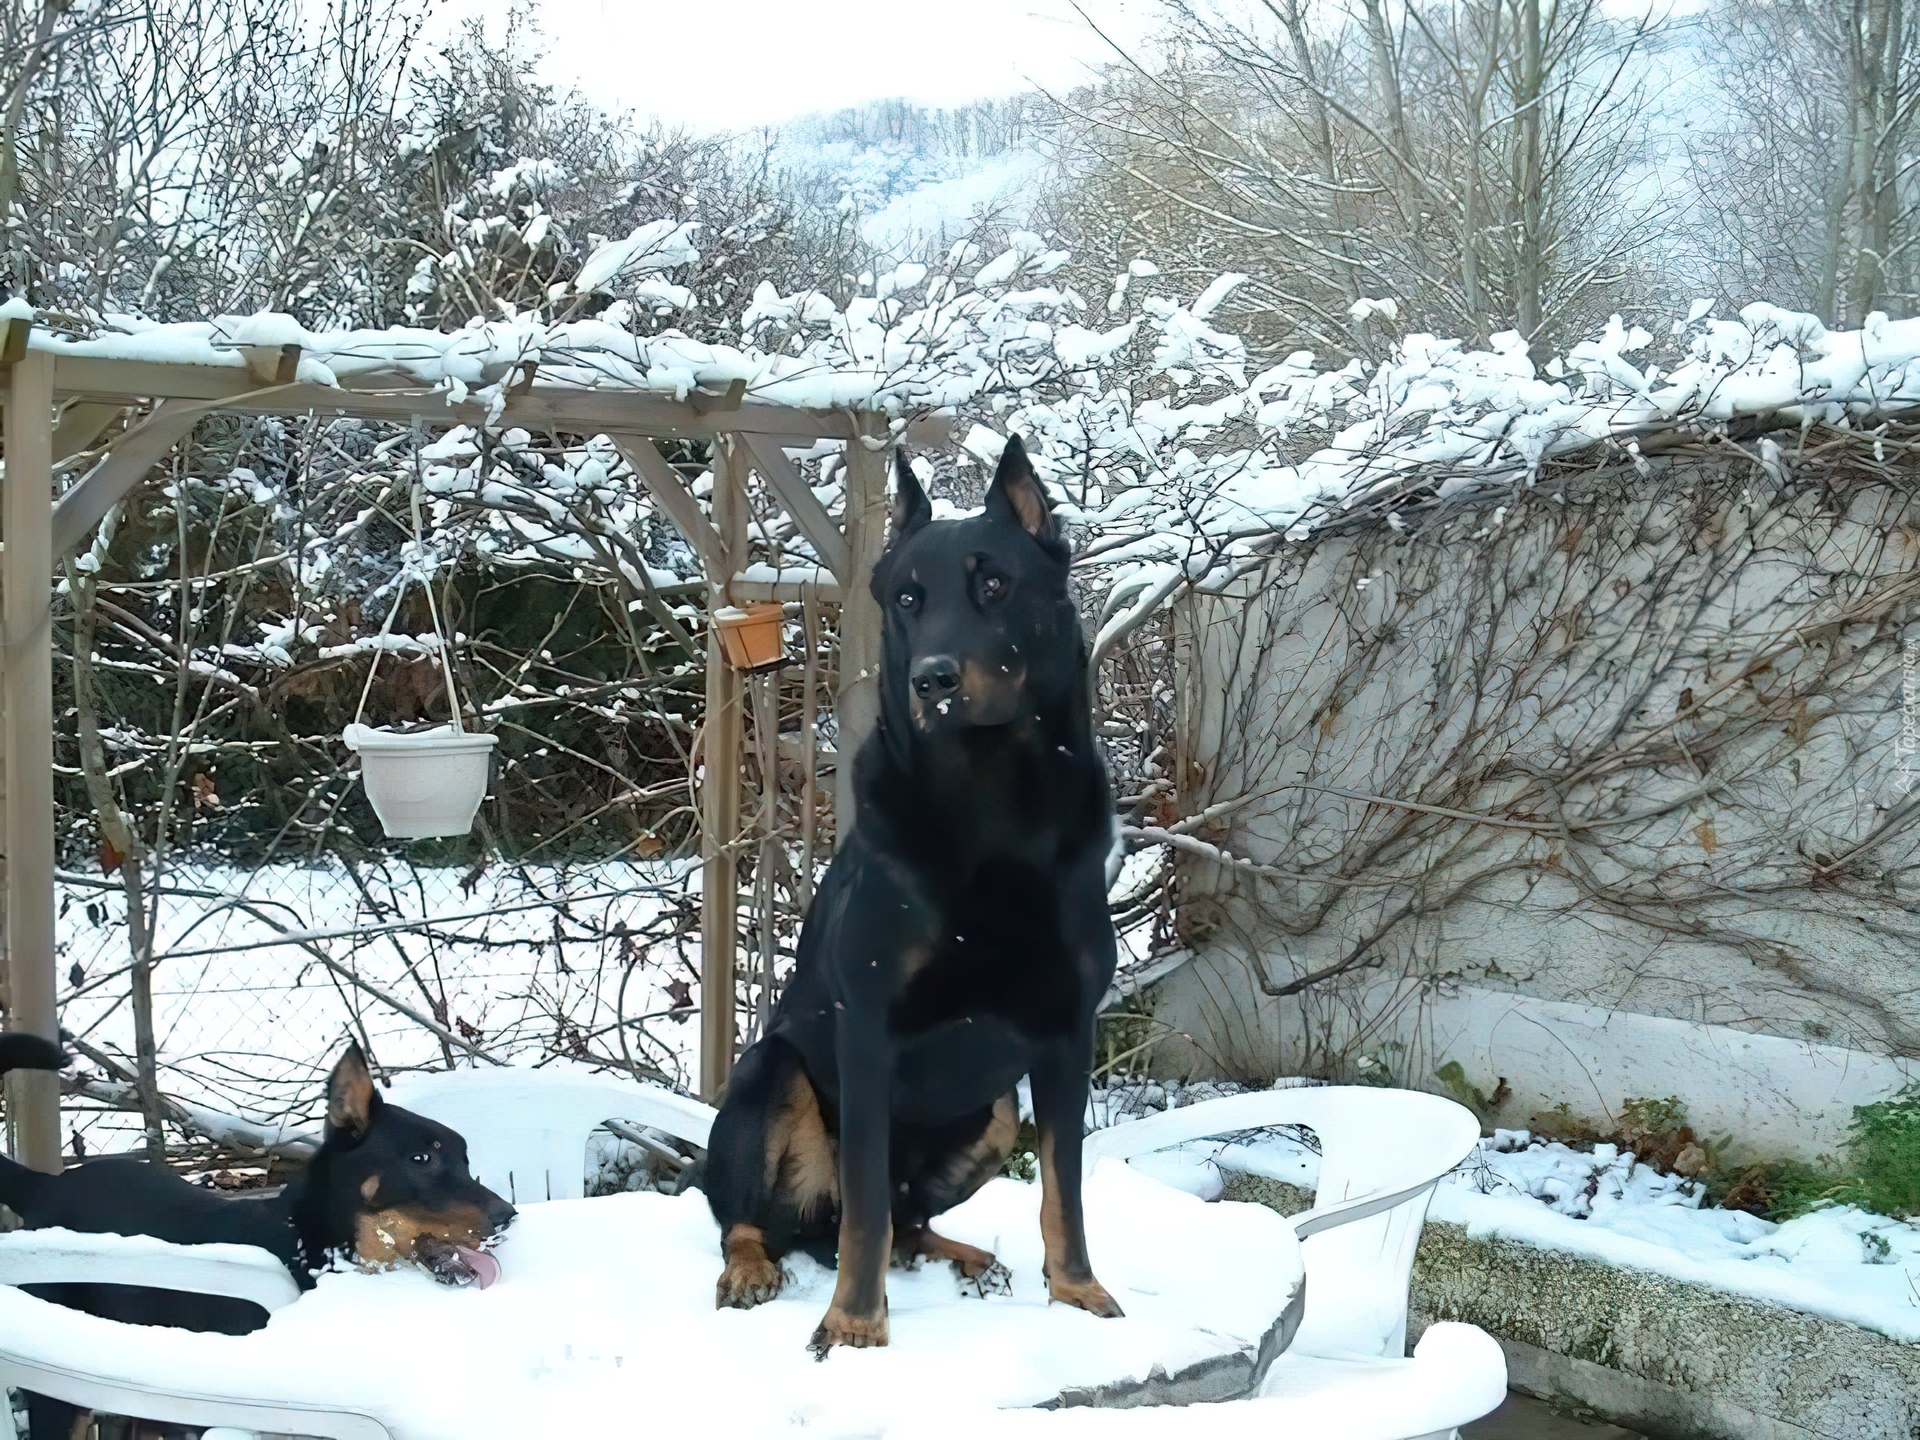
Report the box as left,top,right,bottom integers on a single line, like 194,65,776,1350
0,1228,390,1440
383,1062,715,1203
1069,1086,1507,1440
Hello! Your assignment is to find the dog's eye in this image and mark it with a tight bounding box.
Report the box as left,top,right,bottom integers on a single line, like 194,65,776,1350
979,574,1007,600
895,590,917,610
411,1151,432,1165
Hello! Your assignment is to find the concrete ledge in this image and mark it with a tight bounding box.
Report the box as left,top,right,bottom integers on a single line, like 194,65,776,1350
1222,1173,1920,1440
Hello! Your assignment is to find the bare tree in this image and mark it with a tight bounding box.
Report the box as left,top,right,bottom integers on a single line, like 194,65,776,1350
1044,0,1668,358
1692,0,1920,321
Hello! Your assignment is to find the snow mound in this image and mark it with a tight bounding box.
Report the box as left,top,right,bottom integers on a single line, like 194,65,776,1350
0,1164,1300,1438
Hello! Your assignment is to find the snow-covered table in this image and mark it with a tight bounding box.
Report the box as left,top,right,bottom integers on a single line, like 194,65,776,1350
0,1163,1302,1439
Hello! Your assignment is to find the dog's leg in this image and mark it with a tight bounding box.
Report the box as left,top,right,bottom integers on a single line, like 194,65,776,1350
809,1016,892,1356
914,1226,1012,1296
894,1092,1017,1290
1031,1039,1124,1318
708,1036,830,1309
717,1222,784,1308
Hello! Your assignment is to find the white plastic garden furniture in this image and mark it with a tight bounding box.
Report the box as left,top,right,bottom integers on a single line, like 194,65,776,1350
1055,1085,1508,1440
0,1228,391,1440
383,1062,716,1203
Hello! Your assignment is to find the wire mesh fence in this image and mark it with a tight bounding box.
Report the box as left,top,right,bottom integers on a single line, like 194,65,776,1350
53,856,701,1154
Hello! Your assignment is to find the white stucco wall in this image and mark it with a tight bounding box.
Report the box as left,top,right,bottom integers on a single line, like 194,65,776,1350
1146,462,1919,1157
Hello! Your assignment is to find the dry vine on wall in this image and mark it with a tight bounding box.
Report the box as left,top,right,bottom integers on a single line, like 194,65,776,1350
1153,443,1920,1083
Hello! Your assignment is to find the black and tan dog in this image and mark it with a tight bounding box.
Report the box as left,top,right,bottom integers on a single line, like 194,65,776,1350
703,436,1124,1355
0,1039,513,1434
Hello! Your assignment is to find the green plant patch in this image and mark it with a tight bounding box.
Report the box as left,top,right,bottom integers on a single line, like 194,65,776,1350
1710,1089,1920,1222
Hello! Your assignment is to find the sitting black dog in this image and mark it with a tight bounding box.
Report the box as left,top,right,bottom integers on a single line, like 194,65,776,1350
703,435,1124,1354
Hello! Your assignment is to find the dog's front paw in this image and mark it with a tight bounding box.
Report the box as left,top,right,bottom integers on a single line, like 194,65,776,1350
807,1305,889,1359
715,1252,785,1309
961,1257,1013,1298
1048,1273,1125,1318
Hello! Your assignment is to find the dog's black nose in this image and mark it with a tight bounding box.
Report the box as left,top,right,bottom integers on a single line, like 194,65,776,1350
911,656,962,699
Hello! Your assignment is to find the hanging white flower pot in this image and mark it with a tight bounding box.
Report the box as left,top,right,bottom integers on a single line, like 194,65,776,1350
344,441,497,840
343,724,498,839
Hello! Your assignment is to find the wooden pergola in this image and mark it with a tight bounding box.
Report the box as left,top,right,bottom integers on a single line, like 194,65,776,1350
0,321,924,1171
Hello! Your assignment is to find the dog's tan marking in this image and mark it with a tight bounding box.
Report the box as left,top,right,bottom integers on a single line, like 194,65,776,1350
956,658,1026,720
914,1091,1020,1217
1038,1131,1125,1318
716,1222,784,1309
353,1203,492,1266
913,1227,1000,1279
359,1174,380,1202
810,1301,889,1355
765,1064,839,1220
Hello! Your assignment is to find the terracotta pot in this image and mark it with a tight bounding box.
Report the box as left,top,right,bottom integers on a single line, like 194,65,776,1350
343,724,498,839
712,602,787,672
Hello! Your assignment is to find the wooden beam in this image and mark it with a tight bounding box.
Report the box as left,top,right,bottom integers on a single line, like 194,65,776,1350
728,571,843,604
2,349,62,1172
51,403,122,466
834,426,889,847
51,399,212,558
698,440,748,1102
739,434,851,583
609,438,726,579
44,354,861,442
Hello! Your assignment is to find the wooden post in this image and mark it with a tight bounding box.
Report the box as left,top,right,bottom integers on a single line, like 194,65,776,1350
2,348,61,1172
698,438,748,1102
834,421,888,846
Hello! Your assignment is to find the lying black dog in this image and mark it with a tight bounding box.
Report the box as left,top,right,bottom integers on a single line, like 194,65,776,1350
0,1040,513,1437
704,435,1123,1354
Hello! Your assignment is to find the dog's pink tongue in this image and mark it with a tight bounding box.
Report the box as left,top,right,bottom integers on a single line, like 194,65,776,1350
455,1246,500,1289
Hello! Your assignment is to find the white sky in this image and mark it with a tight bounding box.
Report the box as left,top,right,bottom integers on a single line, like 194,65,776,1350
441,0,1159,132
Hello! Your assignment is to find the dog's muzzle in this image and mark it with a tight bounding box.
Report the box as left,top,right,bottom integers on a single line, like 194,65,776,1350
910,655,962,701
908,655,1025,726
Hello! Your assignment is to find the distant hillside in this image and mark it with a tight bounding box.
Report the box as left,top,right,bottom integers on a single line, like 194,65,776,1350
756,95,1056,253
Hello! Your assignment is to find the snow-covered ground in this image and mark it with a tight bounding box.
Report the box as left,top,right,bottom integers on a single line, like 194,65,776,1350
1112,1084,1920,1345
0,1164,1298,1439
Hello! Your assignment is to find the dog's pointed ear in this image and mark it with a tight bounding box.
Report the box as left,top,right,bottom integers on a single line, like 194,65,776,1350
983,435,1055,542
889,449,931,542
326,1043,381,1138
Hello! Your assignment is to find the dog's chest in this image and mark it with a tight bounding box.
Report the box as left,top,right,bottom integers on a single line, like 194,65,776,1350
888,868,1088,1041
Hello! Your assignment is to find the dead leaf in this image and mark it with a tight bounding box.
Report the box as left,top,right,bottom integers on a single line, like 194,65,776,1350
190,773,220,809
1677,686,1694,715
1694,818,1718,853
634,831,666,859
98,837,125,874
